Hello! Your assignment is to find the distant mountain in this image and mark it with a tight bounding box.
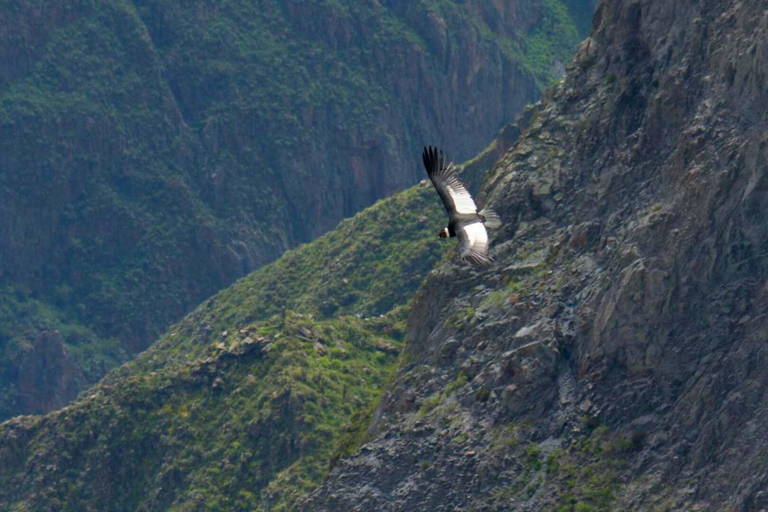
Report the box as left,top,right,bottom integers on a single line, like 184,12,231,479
0,0,596,419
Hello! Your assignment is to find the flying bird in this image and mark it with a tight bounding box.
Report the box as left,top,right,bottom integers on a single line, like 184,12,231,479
422,146,502,264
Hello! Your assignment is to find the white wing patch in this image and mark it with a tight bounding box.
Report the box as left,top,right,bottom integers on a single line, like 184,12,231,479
458,221,490,264
446,180,477,214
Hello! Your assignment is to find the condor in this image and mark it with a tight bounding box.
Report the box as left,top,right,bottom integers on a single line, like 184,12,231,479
422,146,501,264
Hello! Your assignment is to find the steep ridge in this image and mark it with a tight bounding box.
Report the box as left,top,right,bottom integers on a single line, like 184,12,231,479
307,0,768,510
0,0,596,419
0,148,513,510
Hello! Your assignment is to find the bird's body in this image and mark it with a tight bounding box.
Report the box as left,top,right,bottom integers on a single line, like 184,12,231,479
422,146,501,264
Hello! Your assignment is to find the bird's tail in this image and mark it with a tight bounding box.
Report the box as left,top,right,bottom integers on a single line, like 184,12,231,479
480,208,502,229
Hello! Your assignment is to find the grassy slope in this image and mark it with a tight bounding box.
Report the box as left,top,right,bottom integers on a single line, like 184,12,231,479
0,0,592,419
0,178,451,511
120,182,446,374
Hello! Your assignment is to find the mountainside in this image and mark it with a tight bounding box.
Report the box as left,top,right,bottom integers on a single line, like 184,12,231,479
0,0,596,419
0,146,513,509
306,0,768,510
2,0,766,508
9,0,768,510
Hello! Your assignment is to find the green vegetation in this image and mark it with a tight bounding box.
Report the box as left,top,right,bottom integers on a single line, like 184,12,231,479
0,0,594,420
526,443,543,470
490,424,521,451
475,388,491,403
122,183,446,375
550,427,632,511
418,369,470,416
0,288,127,418
0,310,403,511
459,0,593,89
520,0,584,86
0,175,450,510
481,423,631,510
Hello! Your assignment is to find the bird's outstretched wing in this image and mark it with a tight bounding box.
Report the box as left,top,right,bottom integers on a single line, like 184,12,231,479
457,221,491,264
422,146,477,215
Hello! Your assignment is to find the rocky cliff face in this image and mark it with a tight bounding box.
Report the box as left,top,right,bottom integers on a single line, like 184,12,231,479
0,0,595,419
306,0,768,510
14,331,84,415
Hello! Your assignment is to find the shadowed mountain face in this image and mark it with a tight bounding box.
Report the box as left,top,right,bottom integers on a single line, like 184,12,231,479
0,0,597,419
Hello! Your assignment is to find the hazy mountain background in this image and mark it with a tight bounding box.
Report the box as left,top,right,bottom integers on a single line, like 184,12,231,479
0,0,597,420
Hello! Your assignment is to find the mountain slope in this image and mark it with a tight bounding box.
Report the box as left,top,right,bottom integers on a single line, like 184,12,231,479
0,0,597,419
306,0,768,510
9,0,767,508
0,147,512,510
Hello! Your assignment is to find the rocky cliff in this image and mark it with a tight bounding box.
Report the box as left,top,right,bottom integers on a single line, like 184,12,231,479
305,0,768,510
0,0,596,419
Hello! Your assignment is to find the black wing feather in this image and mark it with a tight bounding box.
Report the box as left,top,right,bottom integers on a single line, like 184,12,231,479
422,146,476,216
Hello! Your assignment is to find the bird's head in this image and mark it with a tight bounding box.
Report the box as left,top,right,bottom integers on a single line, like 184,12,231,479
437,227,449,239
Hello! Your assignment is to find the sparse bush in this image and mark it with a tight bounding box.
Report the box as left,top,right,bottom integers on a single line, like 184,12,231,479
475,388,491,402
